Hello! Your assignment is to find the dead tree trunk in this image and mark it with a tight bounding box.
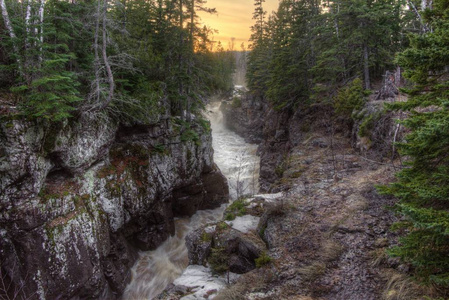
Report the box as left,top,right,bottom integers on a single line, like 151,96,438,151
363,43,371,90
408,0,430,33
93,0,101,104
100,0,115,110
0,0,23,75
38,0,46,64
376,70,399,100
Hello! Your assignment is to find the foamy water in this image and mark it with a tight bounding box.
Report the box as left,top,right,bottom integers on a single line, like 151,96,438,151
123,101,259,299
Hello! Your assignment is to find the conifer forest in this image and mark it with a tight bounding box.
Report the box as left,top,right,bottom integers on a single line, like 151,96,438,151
0,0,449,299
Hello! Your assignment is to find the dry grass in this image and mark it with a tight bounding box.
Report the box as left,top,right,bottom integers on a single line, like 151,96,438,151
214,269,273,300
369,248,389,268
382,271,439,300
321,240,344,262
297,262,326,282
214,284,247,300
346,194,369,211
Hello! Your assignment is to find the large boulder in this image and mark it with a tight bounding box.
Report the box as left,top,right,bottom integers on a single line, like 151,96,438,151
186,222,266,274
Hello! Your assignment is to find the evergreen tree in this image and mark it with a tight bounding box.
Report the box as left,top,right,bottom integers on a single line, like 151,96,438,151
0,0,235,122
1,0,85,120
313,0,404,99
380,0,449,287
247,0,271,97
266,0,320,110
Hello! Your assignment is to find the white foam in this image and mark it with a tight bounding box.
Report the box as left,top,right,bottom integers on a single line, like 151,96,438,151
174,265,227,299
225,215,260,233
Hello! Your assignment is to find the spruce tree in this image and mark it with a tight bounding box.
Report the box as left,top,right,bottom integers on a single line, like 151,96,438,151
266,0,320,110
380,0,449,287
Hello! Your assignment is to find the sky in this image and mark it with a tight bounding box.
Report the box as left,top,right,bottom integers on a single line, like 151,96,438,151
198,0,279,49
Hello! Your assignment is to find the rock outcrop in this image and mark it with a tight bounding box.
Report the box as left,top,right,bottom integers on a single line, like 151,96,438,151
216,89,416,299
159,195,277,300
221,95,300,192
186,223,266,274
351,100,404,159
222,92,403,192
0,111,228,299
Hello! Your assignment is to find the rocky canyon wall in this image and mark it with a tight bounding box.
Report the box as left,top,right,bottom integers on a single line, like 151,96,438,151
0,111,228,299
221,94,402,192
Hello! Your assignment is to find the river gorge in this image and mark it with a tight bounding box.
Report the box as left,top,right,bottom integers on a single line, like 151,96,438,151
122,100,260,299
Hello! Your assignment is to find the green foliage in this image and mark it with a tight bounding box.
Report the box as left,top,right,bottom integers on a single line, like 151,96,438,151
3,0,87,120
0,0,235,123
224,212,236,221
217,222,229,230
380,0,449,287
231,97,242,108
201,232,212,242
358,111,382,138
151,144,167,155
226,198,248,218
247,0,407,110
22,71,82,121
224,198,248,221
208,247,229,274
181,129,200,145
255,251,272,268
334,78,366,119
198,118,211,133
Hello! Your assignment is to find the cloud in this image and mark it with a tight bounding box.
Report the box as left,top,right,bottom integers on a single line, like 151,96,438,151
198,0,278,45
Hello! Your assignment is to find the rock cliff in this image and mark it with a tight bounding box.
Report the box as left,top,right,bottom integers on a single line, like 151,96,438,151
0,111,228,299
222,94,403,192
221,95,305,192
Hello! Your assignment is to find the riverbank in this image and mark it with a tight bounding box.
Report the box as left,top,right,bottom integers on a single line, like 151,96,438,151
212,94,441,299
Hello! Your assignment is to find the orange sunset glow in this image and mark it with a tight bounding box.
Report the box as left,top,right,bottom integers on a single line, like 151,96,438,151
198,0,279,48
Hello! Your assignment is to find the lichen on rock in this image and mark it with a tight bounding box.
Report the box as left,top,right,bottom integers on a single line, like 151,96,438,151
0,111,229,299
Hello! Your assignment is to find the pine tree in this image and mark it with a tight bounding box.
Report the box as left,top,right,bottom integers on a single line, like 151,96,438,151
0,0,236,122
266,0,320,110
1,0,84,121
247,0,271,97
312,0,404,98
380,0,449,287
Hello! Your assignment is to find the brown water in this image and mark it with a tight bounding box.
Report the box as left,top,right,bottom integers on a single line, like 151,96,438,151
122,208,225,299
122,100,259,299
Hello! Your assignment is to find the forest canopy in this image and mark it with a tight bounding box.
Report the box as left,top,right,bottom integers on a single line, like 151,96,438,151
0,0,235,122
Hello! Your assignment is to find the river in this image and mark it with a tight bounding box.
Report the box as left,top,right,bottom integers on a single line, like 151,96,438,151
122,100,259,299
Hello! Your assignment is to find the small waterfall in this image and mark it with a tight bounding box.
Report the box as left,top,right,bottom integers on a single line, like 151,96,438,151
207,101,259,199
123,100,259,299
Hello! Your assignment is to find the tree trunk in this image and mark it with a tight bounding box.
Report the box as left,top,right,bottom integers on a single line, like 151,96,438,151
0,0,16,41
0,0,23,75
25,0,32,47
363,43,370,90
94,0,101,103
24,0,32,78
421,0,432,10
101,0,115,110
408,0,430,33
38,0,46,64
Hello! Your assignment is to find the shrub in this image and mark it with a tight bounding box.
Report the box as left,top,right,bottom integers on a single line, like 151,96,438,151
225,198,247,219
231,97,242,108
208,247,229,274
334,78,367,120
181,129,200,145
255,252,272,268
